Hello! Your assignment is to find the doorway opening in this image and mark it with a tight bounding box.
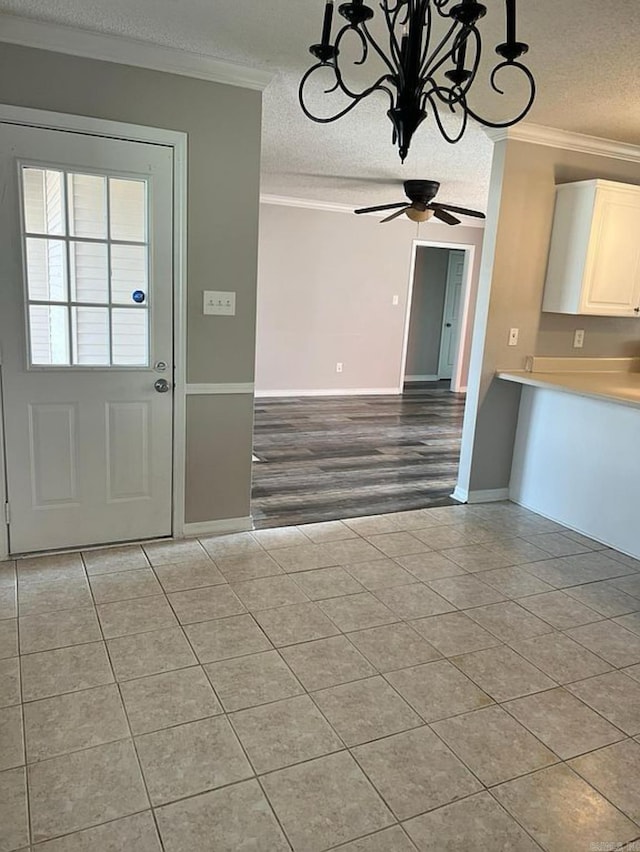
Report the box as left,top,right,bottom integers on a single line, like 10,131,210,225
251,236,478,530
401,240,475,394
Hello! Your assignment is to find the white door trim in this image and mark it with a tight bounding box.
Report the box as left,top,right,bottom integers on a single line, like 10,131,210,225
0,104,188,559
400,239,476,394
0,378,8,561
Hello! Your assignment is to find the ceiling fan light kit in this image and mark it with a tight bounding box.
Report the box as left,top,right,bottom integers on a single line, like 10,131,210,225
405,206,434,222
300,0,536,162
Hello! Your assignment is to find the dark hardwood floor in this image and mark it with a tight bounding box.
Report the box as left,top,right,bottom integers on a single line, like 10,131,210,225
251,382,465,529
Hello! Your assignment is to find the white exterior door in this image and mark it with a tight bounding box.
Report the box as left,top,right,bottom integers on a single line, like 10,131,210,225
0,123,174,553
437,250,465,380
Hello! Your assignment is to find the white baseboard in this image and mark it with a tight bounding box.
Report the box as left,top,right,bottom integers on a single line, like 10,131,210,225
405,374,439,382
182,516,254,537
255,388,401,398
453,486,510,504
467,488,510,504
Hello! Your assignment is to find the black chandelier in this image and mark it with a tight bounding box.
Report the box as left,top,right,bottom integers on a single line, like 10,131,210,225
299,0,535,161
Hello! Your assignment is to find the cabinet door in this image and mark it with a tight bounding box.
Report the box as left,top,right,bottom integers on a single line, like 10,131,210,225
582,187,640,316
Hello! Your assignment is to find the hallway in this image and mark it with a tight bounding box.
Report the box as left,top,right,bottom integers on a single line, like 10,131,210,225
251,385,465,530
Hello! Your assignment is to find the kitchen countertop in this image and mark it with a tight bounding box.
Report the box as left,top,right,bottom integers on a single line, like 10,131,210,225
497,369,640,410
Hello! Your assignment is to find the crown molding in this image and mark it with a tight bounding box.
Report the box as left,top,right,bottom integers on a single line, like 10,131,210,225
260,194,360,215
485,123,640,164
0,13,273,91
260,193,485,227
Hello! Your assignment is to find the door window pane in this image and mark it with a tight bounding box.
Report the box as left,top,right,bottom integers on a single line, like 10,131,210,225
26,238,67,302
110,178,146,242
22,168,66,235
21,166,152,368
68,174,107,239
112,308,148,366
69,242,109,303
72,307,110,365
111,244,148,305
29,305,70,365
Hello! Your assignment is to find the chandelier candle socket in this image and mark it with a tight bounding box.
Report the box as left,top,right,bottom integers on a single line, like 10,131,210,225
300,0,536,161
322,0,335,48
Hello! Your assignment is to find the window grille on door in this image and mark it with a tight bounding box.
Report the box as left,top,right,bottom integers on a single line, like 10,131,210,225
21,167,150,367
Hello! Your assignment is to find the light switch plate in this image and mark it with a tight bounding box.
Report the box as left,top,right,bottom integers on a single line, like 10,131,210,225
203,290,236,316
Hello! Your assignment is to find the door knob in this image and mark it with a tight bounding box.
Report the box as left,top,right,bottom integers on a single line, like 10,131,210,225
154,378,171,394
445,322,452,328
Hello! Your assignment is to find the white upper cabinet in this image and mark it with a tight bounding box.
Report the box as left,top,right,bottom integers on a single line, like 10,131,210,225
543,180,640,317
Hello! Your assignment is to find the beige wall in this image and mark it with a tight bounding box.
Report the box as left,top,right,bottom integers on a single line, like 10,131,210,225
255,203,484,394
458,138,640,495
0,42,262,525
405,247,449,378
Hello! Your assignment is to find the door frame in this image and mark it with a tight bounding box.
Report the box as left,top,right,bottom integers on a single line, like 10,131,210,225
0,104,188,560
400,238,476,394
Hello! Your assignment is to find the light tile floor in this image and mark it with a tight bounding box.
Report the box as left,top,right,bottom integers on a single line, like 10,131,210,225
2,502,640,851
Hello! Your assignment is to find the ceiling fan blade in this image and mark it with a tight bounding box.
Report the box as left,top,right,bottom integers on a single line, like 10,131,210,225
381,206,411,223
354,201,408,215
433,208,460,226
432,202,485,219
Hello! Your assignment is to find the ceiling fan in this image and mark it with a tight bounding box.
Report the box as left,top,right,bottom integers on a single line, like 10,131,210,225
354,180,485,225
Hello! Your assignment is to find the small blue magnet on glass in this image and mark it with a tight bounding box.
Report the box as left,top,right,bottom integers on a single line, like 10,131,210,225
132,290,146,303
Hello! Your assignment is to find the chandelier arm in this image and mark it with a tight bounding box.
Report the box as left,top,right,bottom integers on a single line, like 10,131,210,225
425,26,481,101
425,89,468,142
418,1,434,71
330,52,397,104
360,20,399,77
385,0,409,17
334,22,369,68
380,4,405,72
422,36,459,83
463,61,536,128
420,18,459,78
298,65,397,124
397,0,412,27
420,76,463,110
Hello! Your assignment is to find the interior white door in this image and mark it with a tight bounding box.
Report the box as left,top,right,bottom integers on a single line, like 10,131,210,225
437,250,465,380
0,123,174,553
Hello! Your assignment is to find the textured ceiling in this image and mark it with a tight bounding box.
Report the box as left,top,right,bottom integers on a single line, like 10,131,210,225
2,0,639,212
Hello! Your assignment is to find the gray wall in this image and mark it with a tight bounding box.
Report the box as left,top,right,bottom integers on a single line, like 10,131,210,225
255,203,484,394
405,247,450,379
0,42,262,524
458,137,640,496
